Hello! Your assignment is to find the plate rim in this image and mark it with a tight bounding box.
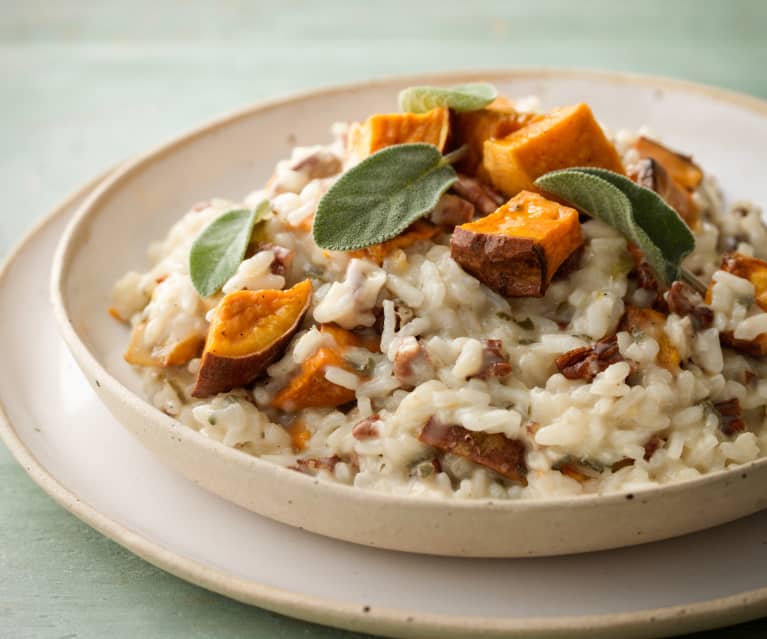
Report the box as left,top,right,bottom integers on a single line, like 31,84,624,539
2,67,760,636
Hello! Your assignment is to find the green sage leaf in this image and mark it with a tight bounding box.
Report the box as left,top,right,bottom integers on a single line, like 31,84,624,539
398,82,497,114
534,168,694,285
571,167,695,283
189,200,270,297
313,143,457,251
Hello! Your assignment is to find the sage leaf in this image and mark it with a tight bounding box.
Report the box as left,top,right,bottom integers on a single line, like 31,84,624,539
534,168,694,285
189,200,270,297
398,82,497,114
570,167,695,282
313,143,457,251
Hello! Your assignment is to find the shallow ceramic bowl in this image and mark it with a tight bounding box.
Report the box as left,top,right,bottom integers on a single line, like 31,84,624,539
52,69,767,557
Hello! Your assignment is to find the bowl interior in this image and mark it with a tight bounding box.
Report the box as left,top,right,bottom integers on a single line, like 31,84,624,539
62,71,767,396
51,69,767,557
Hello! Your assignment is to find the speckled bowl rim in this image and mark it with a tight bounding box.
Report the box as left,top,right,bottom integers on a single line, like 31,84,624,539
0,67,757,636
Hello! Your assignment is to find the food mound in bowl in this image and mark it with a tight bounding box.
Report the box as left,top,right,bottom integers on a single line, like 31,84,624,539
111,83,767,499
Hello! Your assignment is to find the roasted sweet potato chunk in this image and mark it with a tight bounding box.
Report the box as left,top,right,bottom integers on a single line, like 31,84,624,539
271,323,377,411
192,280,312,397
418,417,527,485
630,157,699,228
482,103,625,196
620,306,680,372
450,190,582,297
634,136,703,191
124,323,205,368
666,281,714,330
347,107,450,160
349,220,439,264
452,97,534,174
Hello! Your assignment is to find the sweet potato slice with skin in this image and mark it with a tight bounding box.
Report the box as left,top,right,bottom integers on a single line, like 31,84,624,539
450,190,582,297
635,136,703,191
192,280,312,398
124,323,206,368
418,417,527,485
347,107,450,159
620,306,680,372
348,220,439,264
452,97,535,175
482,102,625,196
271,323,377,411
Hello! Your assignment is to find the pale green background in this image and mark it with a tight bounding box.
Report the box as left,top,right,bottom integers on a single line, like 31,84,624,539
2,1,767,637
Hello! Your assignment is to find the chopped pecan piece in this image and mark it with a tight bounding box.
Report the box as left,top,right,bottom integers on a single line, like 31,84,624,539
611,458,634,472
628,244,667,311
254,243,294,277
290,149,343,180
451,173,505,216
393,337,435,388
744,369,758,387
352,414,381,441
666,281,713,330
450,191,582,297
418,417,527,485
428,193,475,226
555,335,629,381
291,455,342,475
470,339,513,380
643,434,666,461
714,399,746,437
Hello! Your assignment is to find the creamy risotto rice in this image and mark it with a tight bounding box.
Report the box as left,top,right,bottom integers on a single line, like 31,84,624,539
111,91,767,500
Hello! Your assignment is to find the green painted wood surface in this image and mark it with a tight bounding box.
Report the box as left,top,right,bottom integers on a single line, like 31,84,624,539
2,1,766,637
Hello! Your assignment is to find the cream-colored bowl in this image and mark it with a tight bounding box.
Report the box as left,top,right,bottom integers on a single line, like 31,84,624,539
51,69,767,557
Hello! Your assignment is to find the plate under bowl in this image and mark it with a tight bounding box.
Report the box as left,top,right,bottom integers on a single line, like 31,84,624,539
51,69,767,557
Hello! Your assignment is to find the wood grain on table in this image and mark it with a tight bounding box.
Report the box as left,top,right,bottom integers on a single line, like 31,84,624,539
2,1,766,637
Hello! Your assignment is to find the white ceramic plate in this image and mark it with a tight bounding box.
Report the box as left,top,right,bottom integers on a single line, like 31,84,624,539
51,70,767,557
3,173,767,638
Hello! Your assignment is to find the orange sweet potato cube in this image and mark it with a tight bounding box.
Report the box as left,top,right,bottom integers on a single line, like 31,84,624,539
450,190,582,297
271,324,376,411
482,103,625,196
452,97,535,175
124,322,205,368
348,220,439,264
635,136,703,192
347,107,450,160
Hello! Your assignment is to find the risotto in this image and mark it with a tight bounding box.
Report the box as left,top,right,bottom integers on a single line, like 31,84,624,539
110,84,767,500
